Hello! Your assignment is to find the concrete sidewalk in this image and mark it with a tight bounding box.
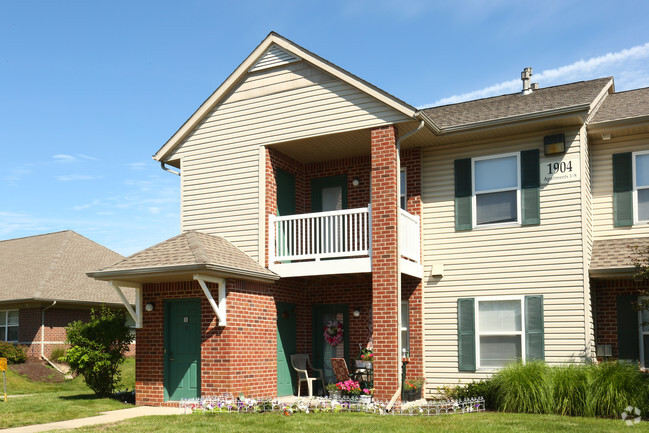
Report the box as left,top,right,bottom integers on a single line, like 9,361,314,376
1,406,183,433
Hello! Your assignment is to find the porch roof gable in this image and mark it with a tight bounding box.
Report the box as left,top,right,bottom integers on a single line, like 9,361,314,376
590,236,649,276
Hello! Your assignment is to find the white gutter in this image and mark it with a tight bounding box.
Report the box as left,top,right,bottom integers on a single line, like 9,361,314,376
194,274,226,326
386,120,425,411
160,162,180,176
41,301,65,374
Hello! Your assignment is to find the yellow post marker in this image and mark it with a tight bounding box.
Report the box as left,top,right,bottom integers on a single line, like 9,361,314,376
0,357,7,402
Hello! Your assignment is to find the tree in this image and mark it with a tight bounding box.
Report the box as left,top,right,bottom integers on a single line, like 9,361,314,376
65,306,134,396
630,244,649,314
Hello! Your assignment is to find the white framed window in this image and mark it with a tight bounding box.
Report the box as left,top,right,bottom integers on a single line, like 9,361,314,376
401,300,409,357
475,296,524,369
400,169,407,210
639,297,649,368
0,310,19,342
472,153,521,227
634,151,649,224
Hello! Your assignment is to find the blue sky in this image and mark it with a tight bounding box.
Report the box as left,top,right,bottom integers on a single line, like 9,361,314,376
2,0,648,256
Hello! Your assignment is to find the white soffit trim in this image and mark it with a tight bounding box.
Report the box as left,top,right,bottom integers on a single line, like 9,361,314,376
154,32,418,162
250,44,301,72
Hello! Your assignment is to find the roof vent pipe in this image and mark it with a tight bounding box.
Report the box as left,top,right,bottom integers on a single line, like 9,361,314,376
521,67,533,94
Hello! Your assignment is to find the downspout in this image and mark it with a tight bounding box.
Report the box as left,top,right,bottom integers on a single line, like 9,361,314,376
41,301,66,374
386,120,425,411
160,162,180,176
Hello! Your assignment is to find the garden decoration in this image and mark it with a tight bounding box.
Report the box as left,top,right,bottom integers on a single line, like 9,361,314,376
324,320,344,346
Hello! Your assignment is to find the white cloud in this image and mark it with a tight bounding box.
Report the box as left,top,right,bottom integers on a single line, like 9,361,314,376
56,174,101,181
52,154,77,163
77,154,99,161
127,162,149,170
426,42,649,107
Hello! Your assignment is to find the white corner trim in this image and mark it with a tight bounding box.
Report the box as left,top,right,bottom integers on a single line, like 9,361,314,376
194,274,226,326
111,281,142,328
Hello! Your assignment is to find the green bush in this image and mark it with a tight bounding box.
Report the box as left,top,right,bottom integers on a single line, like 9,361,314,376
488,361,649,418
0,341,28,364
65,306,134,396
490,361,553,414
49,346,67,363
437,379,493,407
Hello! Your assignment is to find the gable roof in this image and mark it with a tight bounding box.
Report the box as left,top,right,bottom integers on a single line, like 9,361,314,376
154,32,421,162
590,87,649,125
422,77,613,131
0,230,130,305
88,230,278,283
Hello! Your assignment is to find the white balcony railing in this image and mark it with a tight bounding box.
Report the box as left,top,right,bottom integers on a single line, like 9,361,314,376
269,206,422,278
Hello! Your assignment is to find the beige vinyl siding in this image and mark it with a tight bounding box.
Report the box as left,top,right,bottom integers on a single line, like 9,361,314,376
421,129,589,392
591,133,649,239
169,62,409,261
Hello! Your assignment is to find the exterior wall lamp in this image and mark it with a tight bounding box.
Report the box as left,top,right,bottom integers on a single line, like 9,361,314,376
352,178,360,187
353,308,361,317
544,133,566,156
145,303,155,312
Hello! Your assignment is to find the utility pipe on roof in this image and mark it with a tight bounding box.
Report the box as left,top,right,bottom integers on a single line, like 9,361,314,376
386,120,425,411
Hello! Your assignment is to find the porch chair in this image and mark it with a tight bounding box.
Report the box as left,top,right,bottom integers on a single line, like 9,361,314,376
330,358,352,383
290,354,325,397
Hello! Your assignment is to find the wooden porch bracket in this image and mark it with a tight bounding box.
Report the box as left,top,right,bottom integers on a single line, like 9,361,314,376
111,281,142,328
194,274,226,326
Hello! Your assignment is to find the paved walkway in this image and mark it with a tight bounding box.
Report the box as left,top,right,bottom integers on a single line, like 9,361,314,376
2,406,183,433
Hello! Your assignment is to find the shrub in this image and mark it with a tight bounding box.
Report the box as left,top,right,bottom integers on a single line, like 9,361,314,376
0,341,28,364
65,306,134,396
490,361,553,414
585,361,649,418
49,346,67,363
550,363,588,416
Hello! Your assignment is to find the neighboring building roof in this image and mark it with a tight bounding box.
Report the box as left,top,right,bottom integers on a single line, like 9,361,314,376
590,237,649,274
0,230,130,305
590,87,649,124
422,77,613,130
89,230,278,283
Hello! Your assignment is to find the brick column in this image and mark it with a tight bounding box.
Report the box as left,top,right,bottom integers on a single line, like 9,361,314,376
370,125,400,403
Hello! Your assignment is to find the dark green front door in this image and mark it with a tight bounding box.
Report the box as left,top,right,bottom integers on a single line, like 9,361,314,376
277,302,297,396
312,304,349,384
277,169,296,216
164,299,201,401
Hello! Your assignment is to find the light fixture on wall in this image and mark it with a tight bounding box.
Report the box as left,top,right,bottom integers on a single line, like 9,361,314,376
352,178,360,187
543,133,566,156
353,308,361,317
145,303,155,312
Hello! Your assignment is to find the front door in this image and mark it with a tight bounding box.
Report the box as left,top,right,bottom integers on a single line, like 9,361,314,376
164,299,201,401
276,302,297,396
311,175,347,213
312,304,348,384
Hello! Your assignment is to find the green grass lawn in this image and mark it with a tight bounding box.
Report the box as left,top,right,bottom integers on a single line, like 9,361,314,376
0,358,135,429
59,411,649,433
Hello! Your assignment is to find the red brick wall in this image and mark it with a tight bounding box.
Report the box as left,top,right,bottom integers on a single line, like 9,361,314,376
592,278,649,360
136,279,276,406
370,125,400,402
18,307,92,358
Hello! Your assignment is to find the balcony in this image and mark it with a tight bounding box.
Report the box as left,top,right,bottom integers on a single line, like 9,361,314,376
268,206,422,278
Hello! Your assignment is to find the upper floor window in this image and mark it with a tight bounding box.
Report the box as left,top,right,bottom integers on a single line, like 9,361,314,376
400,169,407,210
454,149,539,231
635,151,649,223
472,154,520,226
0,310,19,342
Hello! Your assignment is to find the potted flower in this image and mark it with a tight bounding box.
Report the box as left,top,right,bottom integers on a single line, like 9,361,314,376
331,379,372,401
326,382,341,399
355,348,373,369
403,377,425,402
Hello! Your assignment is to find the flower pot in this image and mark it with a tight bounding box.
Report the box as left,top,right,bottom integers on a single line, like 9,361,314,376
359,395,372,404
363,361,373,369
355,360,364,368
328,390,341,399
402,388,422,402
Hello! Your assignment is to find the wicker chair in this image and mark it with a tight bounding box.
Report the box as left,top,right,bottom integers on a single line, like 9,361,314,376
330,358,352,383
290,354,325,397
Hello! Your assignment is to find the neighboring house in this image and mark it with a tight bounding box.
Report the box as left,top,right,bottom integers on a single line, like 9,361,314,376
0,230,131,358
88,32,649,406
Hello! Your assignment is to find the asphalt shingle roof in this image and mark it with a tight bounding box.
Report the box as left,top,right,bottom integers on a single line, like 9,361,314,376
591,87,649,124
97,230,276,280
0,230,130,304
591,237,649,270
423,78,612,129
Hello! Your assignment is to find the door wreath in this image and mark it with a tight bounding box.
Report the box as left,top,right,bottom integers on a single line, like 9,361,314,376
323,320,344,346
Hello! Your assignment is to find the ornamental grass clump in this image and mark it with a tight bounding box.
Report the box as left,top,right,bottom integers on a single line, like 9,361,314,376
550,363,588,417
585,361,649,418
490,361,553,414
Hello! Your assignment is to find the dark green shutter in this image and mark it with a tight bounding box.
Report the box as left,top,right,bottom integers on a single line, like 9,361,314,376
457,298,476,371
613,153,633,227
521,149,540,226
525,295,545,361
616,295,639,361
454,159,472,231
